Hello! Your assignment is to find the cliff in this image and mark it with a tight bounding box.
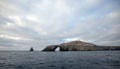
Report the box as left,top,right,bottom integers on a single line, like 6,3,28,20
42,40,120,51
59,41,97,51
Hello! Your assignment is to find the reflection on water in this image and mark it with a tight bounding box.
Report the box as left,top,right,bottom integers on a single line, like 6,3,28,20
0,51,120,69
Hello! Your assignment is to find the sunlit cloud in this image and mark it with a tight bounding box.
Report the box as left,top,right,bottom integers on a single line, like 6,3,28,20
26,15,38,21
63,38,84,42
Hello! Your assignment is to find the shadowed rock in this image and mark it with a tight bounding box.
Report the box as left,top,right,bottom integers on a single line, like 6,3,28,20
42,45,59,51
42,40,120,51
30,47,34,51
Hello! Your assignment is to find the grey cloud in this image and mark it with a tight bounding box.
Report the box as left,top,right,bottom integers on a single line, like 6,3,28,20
0,0,120,50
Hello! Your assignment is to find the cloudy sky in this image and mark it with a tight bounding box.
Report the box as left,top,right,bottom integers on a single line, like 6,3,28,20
0,0,120,50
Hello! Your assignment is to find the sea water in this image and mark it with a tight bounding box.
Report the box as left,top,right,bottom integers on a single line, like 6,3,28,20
0,51,120,69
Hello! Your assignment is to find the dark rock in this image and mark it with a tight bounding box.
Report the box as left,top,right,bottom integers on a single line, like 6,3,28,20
30,47,34,51
42,45,59,51
42,40,120,51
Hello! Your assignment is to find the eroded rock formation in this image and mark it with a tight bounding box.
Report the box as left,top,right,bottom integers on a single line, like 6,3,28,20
42,40,96,51
42,45,59,51
42,40,120,51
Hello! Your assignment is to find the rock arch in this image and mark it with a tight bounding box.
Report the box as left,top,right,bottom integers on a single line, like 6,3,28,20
55,46,60,51
42,45,59,51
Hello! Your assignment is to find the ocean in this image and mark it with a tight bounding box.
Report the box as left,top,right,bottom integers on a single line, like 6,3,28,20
0,51,120,69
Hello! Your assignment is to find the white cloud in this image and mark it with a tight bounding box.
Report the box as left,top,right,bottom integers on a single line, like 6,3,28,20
0,34,31,40
8,15,23,26
0,0,120,50
26,15,38,21
63,37,84,42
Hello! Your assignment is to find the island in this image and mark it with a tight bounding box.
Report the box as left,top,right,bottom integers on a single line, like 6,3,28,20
42,40,120,51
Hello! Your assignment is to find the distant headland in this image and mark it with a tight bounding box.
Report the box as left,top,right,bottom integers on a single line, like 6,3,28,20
42,40,120,51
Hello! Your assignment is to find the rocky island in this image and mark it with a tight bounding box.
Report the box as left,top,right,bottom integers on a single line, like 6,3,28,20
42,40,120,51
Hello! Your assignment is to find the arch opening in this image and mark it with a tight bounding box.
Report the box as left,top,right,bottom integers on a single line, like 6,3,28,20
55,47,60,51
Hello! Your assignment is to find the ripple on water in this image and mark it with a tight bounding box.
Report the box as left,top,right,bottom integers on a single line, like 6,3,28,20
39,62,44,64
0,51,120,69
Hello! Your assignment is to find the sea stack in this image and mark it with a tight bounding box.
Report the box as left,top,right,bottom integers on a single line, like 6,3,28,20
30,47,34,51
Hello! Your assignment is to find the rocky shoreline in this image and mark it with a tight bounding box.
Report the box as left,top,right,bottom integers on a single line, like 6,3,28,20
42,41,120,51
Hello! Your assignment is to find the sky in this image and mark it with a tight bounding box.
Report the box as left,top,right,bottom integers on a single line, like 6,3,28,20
0,0,120,50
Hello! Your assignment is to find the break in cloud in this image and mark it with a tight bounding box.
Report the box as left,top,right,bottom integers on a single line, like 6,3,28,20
0,0,120,50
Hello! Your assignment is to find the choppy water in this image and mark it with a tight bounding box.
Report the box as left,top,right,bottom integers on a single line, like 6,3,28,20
0,51,120,69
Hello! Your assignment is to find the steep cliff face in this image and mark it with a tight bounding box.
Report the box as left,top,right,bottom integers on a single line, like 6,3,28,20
42,40,120,51
59,41,97,51
42,40,97,51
